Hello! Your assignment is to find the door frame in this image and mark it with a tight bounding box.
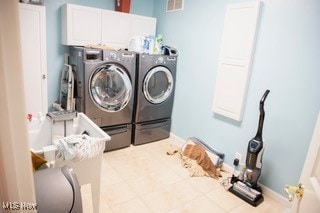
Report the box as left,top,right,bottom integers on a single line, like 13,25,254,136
0,0,35,207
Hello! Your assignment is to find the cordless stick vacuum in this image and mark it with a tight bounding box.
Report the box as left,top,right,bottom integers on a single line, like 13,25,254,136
229,90,270,207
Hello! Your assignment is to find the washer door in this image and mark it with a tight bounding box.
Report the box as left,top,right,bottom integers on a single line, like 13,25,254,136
89,64,132,112
143,66,174,104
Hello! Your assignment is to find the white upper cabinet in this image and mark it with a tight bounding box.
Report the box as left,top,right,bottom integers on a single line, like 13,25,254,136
101,10,131,49
62,4,102,46
19,3,48,115
212,1,262,121
61,4,156,49
131,14,157,37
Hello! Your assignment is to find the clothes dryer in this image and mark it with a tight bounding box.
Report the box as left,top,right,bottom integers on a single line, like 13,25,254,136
133,54,177,145
69,47,136,151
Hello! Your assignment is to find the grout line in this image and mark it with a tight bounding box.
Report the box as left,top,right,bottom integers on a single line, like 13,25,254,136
102,136,289,212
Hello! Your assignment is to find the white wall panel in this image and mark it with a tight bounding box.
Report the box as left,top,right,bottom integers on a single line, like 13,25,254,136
212,1,262,121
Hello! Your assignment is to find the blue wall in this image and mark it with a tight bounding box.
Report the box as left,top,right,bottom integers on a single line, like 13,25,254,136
43,0,320,196
44,0,154,110
154,0,320,195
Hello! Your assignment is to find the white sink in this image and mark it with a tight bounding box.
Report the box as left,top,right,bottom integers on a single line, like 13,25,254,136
27,112,110,213
27,112,110,156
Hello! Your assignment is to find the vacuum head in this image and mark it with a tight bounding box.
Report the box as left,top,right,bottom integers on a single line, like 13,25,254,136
229,180,264,207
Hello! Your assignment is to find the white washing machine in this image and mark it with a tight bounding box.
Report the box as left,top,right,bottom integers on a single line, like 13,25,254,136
133,53,178,145
69,47,136,151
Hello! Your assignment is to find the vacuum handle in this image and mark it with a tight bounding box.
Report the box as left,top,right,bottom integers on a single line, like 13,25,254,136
255,90,270,140
260,90,270,106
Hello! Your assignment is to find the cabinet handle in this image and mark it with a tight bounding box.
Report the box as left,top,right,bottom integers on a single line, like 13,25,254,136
42,74,46,79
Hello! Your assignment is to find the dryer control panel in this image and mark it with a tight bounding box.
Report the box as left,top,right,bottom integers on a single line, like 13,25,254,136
104,51,135,62
140,54,177,67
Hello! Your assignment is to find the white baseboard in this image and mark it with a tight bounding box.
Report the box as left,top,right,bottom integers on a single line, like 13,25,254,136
260,182,291,208
169,133,291,208
169,132,185,144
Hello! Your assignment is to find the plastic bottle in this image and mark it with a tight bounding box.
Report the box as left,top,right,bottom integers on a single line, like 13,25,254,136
148,35,155,54
154,34,164,54
143,36,149,54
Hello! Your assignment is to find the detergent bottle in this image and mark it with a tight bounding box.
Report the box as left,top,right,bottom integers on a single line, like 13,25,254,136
154,34,164,54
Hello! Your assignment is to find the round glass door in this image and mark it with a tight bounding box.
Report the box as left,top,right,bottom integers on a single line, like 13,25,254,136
143,66,174,104
89,64,132,112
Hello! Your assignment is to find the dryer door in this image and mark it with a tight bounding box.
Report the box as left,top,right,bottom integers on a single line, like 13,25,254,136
143,66,174,104
89,64,132,112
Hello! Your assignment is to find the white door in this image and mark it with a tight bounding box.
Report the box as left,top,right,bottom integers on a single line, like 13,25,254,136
19,3,48,115
291,112,320,212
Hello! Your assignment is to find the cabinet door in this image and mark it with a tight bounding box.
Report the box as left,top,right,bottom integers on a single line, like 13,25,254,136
131,14,156,37
101,10,131,49
19,3,48,115
212,1,262,121
61,4,102,46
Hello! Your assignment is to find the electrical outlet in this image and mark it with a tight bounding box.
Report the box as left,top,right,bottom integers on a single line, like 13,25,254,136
235,152,242,164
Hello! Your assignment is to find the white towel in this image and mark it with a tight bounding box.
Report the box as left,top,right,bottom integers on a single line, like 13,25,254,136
56,134,104,162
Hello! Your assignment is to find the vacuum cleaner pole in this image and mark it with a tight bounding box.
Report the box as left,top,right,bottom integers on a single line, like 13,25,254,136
254,90,270,141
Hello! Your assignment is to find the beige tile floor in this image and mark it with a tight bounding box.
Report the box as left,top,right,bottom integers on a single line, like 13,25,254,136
81,137,287,213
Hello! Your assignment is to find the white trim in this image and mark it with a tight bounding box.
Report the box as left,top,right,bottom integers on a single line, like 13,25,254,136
169,132,185,144
260,183,291,208
169,133,291,208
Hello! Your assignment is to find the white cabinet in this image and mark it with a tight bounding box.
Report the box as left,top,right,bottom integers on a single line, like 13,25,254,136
212,1,262,121
101,10,131,49
61,3,156,49
131,14,157,38
61,4,102,46
18,3,48,115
